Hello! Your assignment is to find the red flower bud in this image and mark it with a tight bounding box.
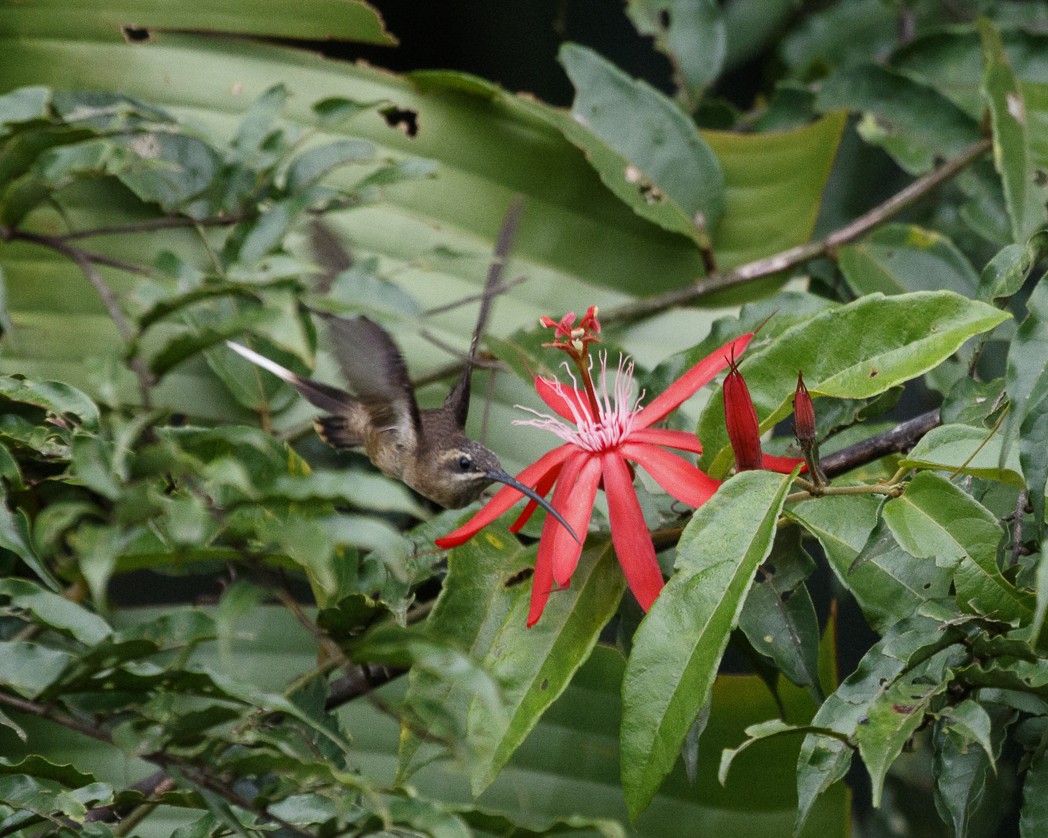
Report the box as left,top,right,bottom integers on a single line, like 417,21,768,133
723,356,763,472
793,371,816,444
793,370,826,486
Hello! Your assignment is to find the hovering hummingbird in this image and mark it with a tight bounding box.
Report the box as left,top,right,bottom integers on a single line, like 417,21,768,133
227,199,578,540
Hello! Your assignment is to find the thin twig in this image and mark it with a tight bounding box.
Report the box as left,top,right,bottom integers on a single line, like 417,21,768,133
411,353,505,389
422,274,529,317
1010,489,1028,567
601,138,991,325
58,214,246,240
1,225,156,407
325,664,404,712
786,481,903,504
65,247,155,408
0,691,111,744
2,227,155,276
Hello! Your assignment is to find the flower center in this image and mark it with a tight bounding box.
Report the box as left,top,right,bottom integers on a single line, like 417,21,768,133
516,353,644,453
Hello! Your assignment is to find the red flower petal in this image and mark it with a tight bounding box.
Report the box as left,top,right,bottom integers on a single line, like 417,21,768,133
620,442,721,508
536,376,591,422
509,462,563,532
435,445,575,548
601,452,664,611
762,453,807,473
548,455,602,586
636,333,754,428
580,305,601,334
528,526,556,627
541,311,577,338
527,453,597,627
629,427,703,453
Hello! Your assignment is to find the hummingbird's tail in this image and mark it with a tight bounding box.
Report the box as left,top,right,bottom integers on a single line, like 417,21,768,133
225,341,354,416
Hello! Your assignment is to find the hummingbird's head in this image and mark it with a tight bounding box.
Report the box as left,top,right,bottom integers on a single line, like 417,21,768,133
429,439,510,509
429,440,579,544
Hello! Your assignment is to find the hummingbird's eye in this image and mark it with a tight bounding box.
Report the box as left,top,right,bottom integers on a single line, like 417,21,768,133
457,455,473,472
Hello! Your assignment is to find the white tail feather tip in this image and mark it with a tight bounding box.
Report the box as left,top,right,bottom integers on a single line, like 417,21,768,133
225,341,298,384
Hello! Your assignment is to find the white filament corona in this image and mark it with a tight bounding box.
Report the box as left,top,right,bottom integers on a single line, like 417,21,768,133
515,353,644,452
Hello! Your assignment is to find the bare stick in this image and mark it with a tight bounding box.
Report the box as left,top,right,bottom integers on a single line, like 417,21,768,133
601,138,991,325
58,214,246,240
821,408,940,477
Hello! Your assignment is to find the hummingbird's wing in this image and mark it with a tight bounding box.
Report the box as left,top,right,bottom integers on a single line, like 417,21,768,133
324,315,423,446
308,221,352,294
442,195,525,429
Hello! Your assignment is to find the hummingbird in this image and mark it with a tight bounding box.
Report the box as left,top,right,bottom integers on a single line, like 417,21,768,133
226,199,578,540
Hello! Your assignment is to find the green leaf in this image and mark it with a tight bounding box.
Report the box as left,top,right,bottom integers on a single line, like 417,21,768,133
0,774,110,821
795,609,964,833
1004,280,1048,538
1033,550,1048,647
0,1,395,46
838,224,979,297
353,624,505,753
349,644,849,836
737,530,822,696
624,0,725,106
899,423,1025,486
235,191,319,266
941,376,1006,428
815,63,980,174
553,42,725,246
115,132,220,211
782,0,914,74
883,471,1033,625
788,497,951,634
0,495,59,591
977,231,1048,304
893,28,1048,118
620,469,794,819
467,538,626,794
699,291,1009,477
399,522,534,779
456,807,626,838
979,20,1048,243
934,702,1014,838
717,718,836,787
1021,744,1048,838
939,699,997,767
702,111,846,270
306,256,421,319
284,138,375,191
269,470,428,518
0,376,99,427
0,85,50,126
857,644,967,806
311,95,385,127
0,756,96,788
0,640,73,698
0,578,111,644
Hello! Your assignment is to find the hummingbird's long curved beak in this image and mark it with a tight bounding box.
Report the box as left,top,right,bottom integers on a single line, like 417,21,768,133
486,469,581,545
